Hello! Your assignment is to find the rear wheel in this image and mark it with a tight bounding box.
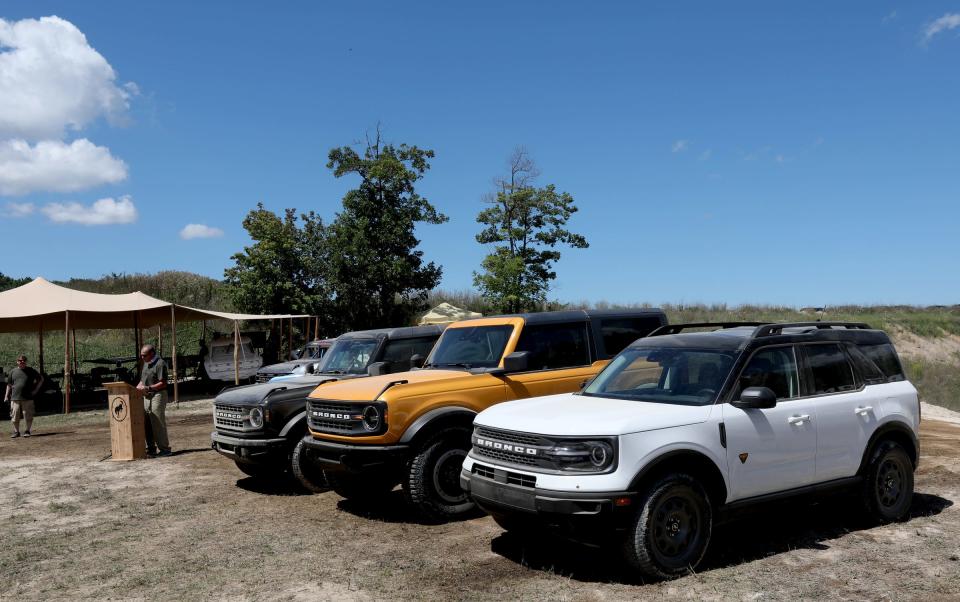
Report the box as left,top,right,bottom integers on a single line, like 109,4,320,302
291,438,328,493
861,441,914,523
622,473,712,580
403,428,475,520
325,470,398,501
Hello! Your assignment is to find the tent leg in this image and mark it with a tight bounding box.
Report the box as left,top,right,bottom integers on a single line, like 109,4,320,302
64,311,71,414
233,320,240,385
158,324,162,356
171,306,179,407
38,324,44,374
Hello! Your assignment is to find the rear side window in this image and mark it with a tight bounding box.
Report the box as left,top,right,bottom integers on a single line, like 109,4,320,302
735,346,800,400
598,317,664,357
845,345,886,385
381,337,438,365
857,343,905,382
515,323,590,370
804,344,856,394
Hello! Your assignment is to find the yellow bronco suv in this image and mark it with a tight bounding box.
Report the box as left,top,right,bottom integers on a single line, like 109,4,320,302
301,309,667,519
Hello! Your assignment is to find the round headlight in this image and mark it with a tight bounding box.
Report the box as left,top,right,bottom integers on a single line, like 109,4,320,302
248,407,264,428
588,442,612,468
361,405,381,432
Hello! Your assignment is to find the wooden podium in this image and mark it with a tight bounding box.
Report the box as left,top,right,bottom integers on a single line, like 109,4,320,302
104,382,147,461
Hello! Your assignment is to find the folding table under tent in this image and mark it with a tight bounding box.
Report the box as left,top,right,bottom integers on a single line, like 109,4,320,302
0,277,309,411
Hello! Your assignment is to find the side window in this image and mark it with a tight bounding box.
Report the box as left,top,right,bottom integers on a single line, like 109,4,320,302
381,337,438,365
845,345,886,385
804,344,857,394
514,323,590,370
735,346,800,400
598,317,664,357
857,343,905,382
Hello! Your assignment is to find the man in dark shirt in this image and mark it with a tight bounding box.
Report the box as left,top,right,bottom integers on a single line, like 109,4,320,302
5,355,43,438
137,344,171,456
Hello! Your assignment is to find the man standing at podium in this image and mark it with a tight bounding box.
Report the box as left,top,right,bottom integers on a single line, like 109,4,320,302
137,344,171,457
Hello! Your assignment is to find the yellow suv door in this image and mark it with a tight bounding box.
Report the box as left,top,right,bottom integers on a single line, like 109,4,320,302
502,321,604,400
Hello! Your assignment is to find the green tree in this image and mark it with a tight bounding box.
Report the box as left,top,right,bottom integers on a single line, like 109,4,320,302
473,148,588,313
0,272,30,293
224,203,330,317
323,130,448,330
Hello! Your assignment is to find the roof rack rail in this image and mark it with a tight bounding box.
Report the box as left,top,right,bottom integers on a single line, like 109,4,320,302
648,322,769,337
753,322,872,338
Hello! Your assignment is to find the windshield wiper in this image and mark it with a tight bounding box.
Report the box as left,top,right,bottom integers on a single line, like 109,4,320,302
322,369,345,375
437,362,473,369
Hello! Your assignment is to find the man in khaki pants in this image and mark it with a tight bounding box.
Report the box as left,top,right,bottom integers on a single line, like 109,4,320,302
137,344,171,457
5,355,43,438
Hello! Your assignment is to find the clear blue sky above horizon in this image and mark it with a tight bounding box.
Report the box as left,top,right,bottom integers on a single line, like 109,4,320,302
1,2,958,307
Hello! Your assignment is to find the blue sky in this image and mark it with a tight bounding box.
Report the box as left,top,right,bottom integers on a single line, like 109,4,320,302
1,2,958,306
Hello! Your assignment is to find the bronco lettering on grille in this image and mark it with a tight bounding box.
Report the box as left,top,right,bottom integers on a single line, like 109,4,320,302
475,437,538,455
312,411,358,420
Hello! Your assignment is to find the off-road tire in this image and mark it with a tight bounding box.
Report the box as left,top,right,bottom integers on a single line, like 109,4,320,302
403,428,476,520
861,440,914,523
291,438,328,493
325,470,398,501
622,473,712,580
234,460,280,479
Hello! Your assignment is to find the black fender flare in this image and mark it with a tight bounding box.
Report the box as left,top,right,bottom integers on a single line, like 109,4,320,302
857,420,919,473
627,449,729,507
398,406,477,446
278,411,307,438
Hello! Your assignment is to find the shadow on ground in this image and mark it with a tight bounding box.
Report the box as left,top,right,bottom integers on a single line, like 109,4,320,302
335,489,485,525
235,476,315,497
490,492,953,585
16,431,74,438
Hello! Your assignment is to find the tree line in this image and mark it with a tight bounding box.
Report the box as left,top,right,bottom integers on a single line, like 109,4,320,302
224,130,588,334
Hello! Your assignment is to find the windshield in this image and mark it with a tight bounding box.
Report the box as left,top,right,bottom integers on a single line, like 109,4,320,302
305,344,326,359
211,342,254,360
425,325,514,369
583,346,737,406
317,338,379,374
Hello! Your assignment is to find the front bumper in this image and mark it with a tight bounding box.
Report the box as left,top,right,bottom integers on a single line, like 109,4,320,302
210,431,288,463
300,435,409,471
461,464,636,529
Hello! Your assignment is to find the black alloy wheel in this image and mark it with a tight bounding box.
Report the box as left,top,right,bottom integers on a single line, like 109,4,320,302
861,440,914,523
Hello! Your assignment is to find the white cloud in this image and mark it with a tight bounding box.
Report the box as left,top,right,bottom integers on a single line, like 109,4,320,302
882,10,897,24
4,201,35,217
180,223,225,240
0,138,127,196
42,195,137,225
924,13,960,42
699,149,713,161
671,139,689,153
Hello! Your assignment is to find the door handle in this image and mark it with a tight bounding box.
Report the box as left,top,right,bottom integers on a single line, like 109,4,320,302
855,406,873,416
788,414,811,425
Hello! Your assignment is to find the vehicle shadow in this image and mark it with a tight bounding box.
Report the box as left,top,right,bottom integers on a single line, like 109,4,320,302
235,476,316,497
169,447,212,457
489,492,953,585
335,489,484,525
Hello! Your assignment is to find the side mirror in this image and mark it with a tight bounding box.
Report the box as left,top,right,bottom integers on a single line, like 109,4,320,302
502,351,530,373
732,386,777,409
367,362,388,377
304,363,317,374
410,354,425,369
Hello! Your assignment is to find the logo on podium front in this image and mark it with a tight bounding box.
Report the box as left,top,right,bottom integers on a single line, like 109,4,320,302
111,396,128,422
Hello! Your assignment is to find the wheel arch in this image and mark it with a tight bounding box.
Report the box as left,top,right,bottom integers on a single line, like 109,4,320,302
278,411,307,438
858,420,919,474
399,406,477,448
628,449,729,508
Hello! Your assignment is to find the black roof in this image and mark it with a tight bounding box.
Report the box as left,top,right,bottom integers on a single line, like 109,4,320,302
634,321,892,352
337,324,445,341
457,308,666,326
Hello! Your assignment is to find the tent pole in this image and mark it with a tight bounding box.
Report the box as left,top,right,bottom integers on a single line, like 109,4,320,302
288,318,292,360
157,324,162,356
64,311,71,414
315,316,320,339
233,320,240,385
305,316,311,343
171,305,179,406
72,329,78,374
38,323,44,374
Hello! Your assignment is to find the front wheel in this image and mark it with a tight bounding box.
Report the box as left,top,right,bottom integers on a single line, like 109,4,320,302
622,473,712,580
861,441,914,523
291,438,328,493
403,428,476,520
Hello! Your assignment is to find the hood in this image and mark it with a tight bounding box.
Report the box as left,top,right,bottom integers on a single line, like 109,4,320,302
258,359,315,374
216,374,345,406
308,368,475,401
475,393,715,437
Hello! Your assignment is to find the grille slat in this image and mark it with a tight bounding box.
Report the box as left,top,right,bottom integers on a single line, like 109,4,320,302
306,399,386,436
471,463,536,488
475,427,544,446
474,446,538,466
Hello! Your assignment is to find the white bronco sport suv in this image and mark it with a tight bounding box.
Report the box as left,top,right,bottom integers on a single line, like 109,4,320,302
461,322,920,579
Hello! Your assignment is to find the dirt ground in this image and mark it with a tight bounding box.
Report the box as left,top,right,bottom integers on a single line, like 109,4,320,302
1,400,959,601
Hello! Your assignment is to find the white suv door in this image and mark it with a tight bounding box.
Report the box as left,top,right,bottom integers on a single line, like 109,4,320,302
722,345,818,500
804,343,881,482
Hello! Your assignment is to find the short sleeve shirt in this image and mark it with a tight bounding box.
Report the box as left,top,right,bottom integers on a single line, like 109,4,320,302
8,367,41,401
139,357,168,389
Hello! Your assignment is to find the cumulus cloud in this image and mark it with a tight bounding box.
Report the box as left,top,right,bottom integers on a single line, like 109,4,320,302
924,13,960,42
0,138,127,196
671,139,689,153
0,16,135,140
4,202,35,217
41,195,137,225
180,224,225,240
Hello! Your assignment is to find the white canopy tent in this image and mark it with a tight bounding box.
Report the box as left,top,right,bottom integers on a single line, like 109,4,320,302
418,302,482,325
0,278,310,410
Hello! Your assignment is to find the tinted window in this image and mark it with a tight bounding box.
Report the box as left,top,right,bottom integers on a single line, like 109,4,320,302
858,343,905,382
845,345,886,385
381,336,439,369
318,338,379,374
736,346,800,400
427,325,514,368
515,323,590,370
599,317,664,357
805,344,856,394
